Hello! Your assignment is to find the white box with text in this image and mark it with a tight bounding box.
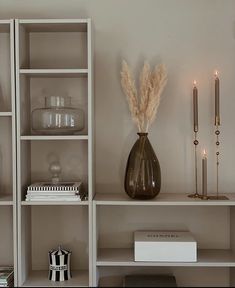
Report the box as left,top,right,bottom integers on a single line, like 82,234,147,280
134,231,197,262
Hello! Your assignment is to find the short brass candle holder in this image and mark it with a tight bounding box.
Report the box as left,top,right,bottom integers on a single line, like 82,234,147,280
188,132,201,199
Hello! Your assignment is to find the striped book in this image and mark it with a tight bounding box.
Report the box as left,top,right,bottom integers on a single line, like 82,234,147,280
27,182,82,192
0,267,14,287
26,182,87,201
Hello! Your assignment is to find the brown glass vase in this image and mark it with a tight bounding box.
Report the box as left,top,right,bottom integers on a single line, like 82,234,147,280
124,133,161,199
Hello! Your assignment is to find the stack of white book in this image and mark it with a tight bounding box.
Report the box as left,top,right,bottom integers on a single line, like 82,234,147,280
0,267,14,287
25,182,86,202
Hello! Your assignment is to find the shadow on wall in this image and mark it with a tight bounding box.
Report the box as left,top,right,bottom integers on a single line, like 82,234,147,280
94,29,127,194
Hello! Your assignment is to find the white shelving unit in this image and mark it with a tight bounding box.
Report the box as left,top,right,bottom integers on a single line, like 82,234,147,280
93,193,235,287
15,19,93,287
1,17,235,287
0,19,17,286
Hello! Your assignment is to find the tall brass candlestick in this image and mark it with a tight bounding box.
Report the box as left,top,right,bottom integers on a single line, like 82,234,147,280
209,71,229,200
215,71,220,199
188,81,200,198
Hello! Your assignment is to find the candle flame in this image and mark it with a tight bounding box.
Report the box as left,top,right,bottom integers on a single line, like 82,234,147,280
193,80,197,86
215,70,219,78
203,149,207,157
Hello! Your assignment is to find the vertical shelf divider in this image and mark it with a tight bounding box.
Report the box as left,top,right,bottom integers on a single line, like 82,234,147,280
0,19,18,287
87,18,94,287
10,19,18,287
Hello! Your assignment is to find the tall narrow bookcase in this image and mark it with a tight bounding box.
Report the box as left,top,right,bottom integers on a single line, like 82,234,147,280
0,19,17,287
15,19,94,287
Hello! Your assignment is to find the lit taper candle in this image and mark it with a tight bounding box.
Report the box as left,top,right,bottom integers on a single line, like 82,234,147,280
202,149,207,199
188,80,200,198
215,71,220,126
193,80,198,132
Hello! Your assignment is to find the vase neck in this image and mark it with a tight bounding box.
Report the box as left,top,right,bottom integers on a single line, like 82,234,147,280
137,132,148,138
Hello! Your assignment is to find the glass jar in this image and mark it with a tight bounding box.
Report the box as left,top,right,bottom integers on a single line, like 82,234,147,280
32,96,84,134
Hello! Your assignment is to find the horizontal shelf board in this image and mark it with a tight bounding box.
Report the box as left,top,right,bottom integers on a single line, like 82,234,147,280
21,200,89,206
97,248,235,267
0,112,12,116
21,135,89,141
20,69,88,77
94,193,235,206
0,20,11,24
0,195,13,205
19,19,89,32
22,270,88,287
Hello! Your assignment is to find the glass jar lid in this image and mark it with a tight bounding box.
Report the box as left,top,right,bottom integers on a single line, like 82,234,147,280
45,96,71,108
49,245,71,256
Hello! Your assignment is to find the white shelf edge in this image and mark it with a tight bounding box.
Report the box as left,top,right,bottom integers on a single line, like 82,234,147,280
97,248,235,267
0,201,13,206
0,112,12,116
94,193,235,206
0,20,11,24
0,195,13,205
20,69,88,75
21,200,89,206
21,135,89,141
19,19,90,24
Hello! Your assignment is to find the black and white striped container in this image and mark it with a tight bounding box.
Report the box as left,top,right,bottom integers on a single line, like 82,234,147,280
48,246,72,282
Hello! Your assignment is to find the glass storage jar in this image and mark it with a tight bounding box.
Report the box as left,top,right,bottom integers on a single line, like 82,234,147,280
32,96,84,134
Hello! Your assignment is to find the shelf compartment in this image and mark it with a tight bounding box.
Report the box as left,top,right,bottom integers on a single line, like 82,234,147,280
18,75,88,136
0,26,12,112
97,248,235,267
17,19,88,69
20,69,88,78
0,195,13,205
0,118,13,199
97,267,230,287
0,206,13,266
21,135,89,141
22,270,89,287
19,206,89,286
19,19,89,33
19,140,88,202
94,193,235,206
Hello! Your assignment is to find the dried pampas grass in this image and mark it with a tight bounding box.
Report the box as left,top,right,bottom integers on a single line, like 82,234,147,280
121,60,167,132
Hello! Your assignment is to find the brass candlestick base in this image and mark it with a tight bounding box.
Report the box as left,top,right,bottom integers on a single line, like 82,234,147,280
208,195,229,200
200,195,209,200
189,132,200,199
188,193,201,199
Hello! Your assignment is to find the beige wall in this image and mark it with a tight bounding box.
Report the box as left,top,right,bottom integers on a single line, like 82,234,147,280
1,0,235,195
